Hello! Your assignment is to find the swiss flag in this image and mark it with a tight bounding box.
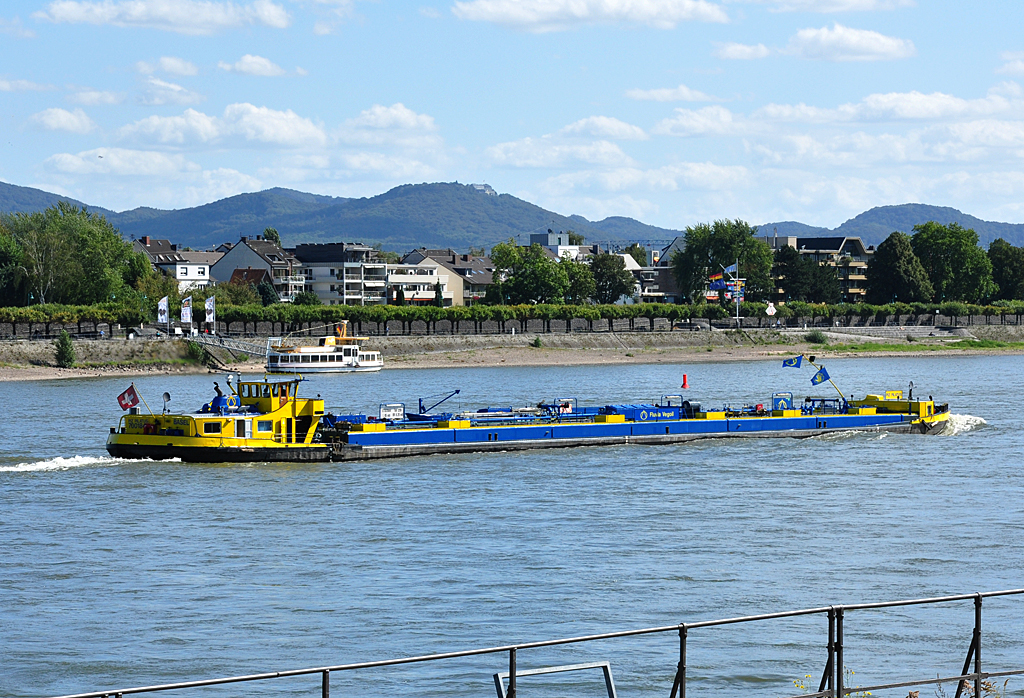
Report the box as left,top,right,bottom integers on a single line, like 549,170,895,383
117,385,140,410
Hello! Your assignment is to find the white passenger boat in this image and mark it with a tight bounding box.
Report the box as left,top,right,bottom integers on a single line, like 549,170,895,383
265,321,384,373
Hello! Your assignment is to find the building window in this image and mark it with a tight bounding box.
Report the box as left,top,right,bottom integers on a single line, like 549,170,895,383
197,267,205,276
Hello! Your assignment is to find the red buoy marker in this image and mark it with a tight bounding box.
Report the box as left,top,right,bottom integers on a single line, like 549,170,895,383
682,374,689,389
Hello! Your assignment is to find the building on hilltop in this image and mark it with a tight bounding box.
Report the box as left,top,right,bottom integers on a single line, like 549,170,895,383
470,183,497,195
211,234,305,302
289,242,387,306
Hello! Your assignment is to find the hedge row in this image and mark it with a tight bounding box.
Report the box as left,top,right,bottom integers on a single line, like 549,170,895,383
6,299,1024,336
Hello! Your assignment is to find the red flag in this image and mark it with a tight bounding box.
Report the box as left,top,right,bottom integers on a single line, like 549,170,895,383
117,385,139,410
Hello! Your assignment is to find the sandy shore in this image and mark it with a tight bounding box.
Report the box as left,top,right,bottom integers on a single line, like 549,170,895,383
3,341,1022,381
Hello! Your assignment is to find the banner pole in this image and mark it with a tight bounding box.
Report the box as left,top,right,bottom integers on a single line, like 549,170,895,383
133,382,156,416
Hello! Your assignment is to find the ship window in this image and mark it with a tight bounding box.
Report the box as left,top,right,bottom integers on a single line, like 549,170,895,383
203,422,221,434
302,355,311,363
272,385,280,397
268,355,278,364
313,354,321,362
262,385,271,397
344,347,353,357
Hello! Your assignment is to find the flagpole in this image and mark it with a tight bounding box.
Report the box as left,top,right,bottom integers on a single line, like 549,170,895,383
805,357,846,402
133,382,156,416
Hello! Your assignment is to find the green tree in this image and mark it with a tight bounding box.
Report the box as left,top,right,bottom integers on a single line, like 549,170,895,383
568,231,585,245
560,255,595,305
433,281,444,307
490,240,568,304
54,329,75,368
256,280,279,306
988,238,1024,301
292,290,321,305
591,253,636,304
865,231,934,304
394,286,406,306
670,219,773,303
911,222,995,303
1,202,150,306
774,247,841,304
624,243,648,268
262,227,281,245
0,222,25,306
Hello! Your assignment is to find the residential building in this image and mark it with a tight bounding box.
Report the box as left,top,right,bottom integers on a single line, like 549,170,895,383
290,243,387,306
211,235,305,302
402,248,494,305
229,268,274,287
765,235,873,303
529,231,602,261
387,259,455,306
133,236,221,291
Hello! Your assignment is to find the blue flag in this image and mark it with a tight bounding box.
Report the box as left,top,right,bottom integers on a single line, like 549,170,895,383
811,366,830,386
723,263,737,275
709,279,728,290
782,355,802,368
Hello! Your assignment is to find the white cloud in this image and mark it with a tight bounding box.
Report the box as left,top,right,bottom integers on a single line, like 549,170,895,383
68,89,125,105
420,6,441,18
487,138,635,167
0,16,36,37
714,42,770,60
338,103,441,148
560,116,647,140
653,105,744,136
119,103,327,147
996,52,1024,76
626,84,719,101
337,153,436,178
768,0,914,10
183,168,262,206
0,78,53,91
136,56,198,76
755,85,1022,123
451,0,728,32
119,109,221,144
46,148,201,176
141,77,204,105
34,0,290,35
224,103,326,146
786,23,915,62
218,54,286,76
32,107,96,133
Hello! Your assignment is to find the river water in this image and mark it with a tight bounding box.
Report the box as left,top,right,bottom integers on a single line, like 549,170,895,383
2,355,1021,698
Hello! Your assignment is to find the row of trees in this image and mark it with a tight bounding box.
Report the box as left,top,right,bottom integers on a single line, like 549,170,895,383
666,218,1024,307
487,240,637,305
8,299,1024,337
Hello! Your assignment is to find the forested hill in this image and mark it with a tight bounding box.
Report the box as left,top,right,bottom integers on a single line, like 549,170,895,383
5,179,1024,250
761,204,1024,248
0,181,674,251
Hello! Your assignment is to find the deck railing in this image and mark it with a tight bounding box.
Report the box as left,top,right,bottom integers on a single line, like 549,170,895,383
44,589,1024,698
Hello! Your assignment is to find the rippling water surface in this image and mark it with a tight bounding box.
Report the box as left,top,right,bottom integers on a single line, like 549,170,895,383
2,355,1022,698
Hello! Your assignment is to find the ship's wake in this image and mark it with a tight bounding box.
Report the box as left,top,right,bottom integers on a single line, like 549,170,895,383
940,413,987,436
0,455,177,473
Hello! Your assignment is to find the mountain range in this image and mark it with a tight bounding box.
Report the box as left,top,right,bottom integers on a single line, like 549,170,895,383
3,180,1024,252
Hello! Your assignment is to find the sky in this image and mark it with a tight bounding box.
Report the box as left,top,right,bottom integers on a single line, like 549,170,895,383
3,0,1024,232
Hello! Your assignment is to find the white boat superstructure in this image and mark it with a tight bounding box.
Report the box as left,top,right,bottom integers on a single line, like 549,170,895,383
265,321,384,373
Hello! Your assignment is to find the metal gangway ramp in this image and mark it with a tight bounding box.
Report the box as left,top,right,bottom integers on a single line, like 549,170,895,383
188,333,268,359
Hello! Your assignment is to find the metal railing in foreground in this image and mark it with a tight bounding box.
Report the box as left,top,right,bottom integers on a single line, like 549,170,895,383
46,588,1024,698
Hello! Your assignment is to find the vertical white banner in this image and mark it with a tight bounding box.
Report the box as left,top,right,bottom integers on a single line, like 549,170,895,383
181,296,192,325
205,296,216,324
157,296,169,324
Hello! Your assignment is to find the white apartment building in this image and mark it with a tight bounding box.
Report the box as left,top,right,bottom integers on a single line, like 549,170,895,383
387,260,455,306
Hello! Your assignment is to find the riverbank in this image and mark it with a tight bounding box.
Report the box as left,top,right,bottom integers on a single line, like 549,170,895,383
2,325,1024,380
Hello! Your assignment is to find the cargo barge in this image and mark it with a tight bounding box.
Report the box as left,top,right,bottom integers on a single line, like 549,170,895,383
106,358,950,463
